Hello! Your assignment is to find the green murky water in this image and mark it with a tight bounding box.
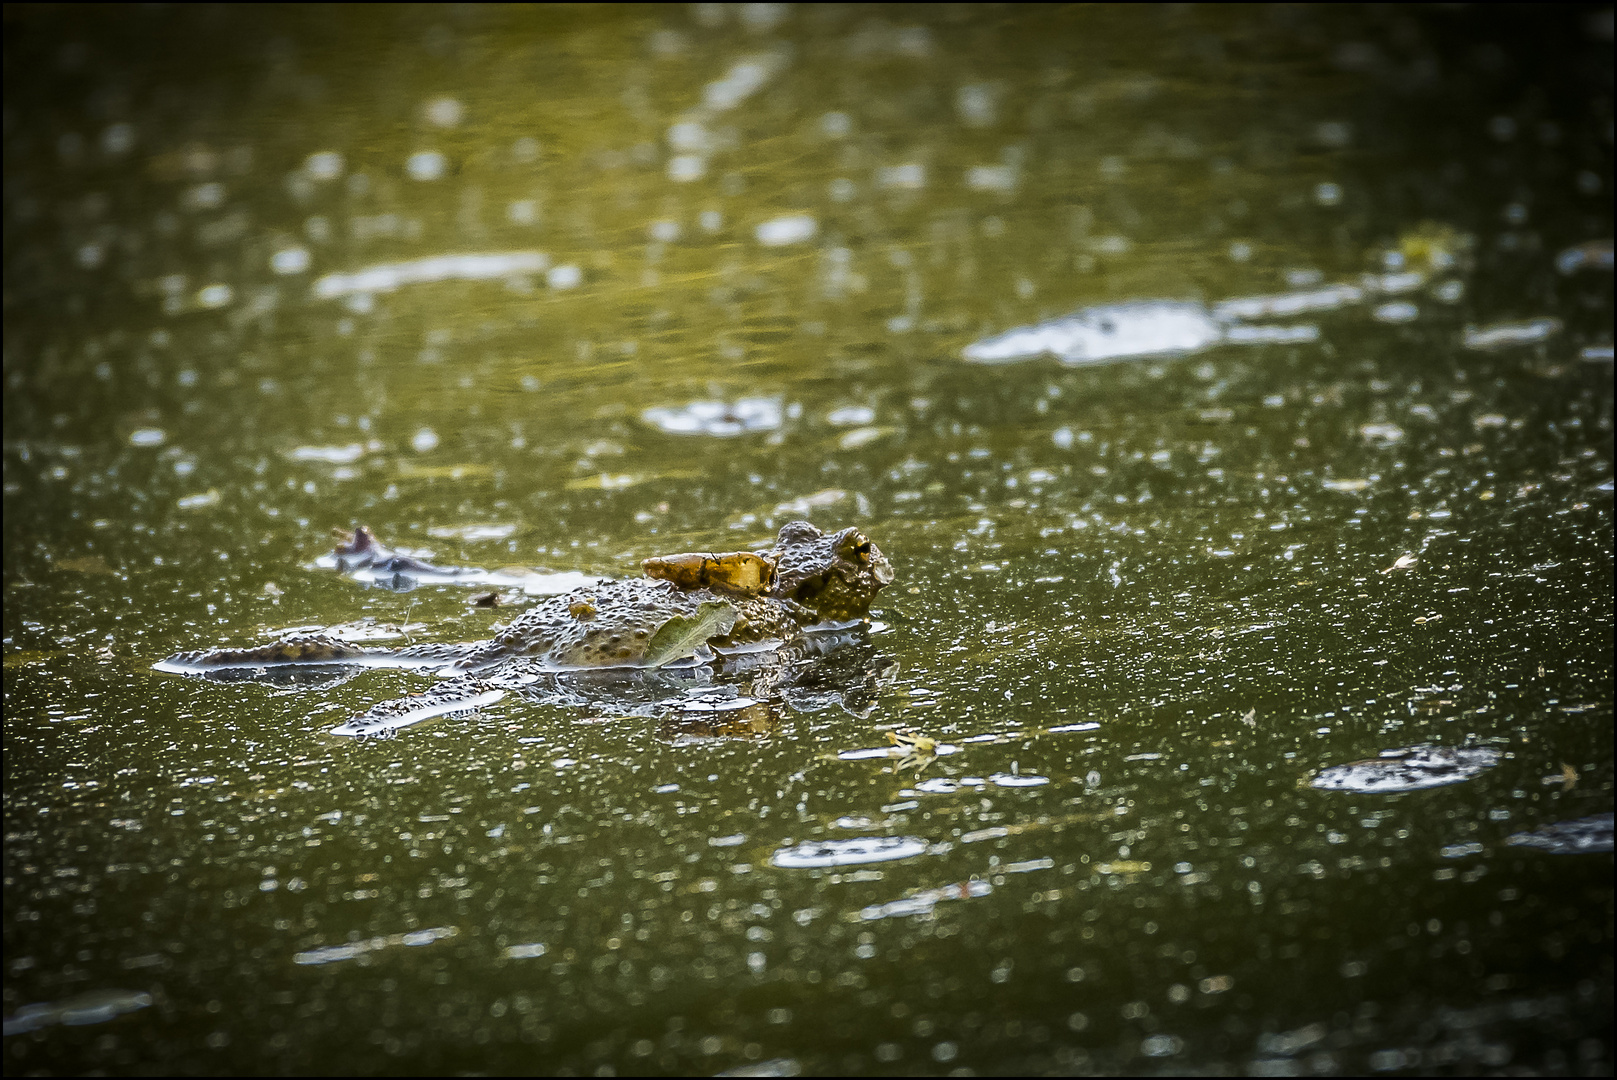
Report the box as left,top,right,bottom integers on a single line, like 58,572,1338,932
4,5,1612,1074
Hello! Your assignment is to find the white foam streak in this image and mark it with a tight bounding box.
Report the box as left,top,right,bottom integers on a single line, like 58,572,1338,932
313,252,551,299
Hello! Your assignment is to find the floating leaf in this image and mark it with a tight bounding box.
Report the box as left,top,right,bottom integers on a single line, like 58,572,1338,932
640,601,737,668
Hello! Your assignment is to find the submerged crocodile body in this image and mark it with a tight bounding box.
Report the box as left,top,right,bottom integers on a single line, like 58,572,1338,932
156,521,895,736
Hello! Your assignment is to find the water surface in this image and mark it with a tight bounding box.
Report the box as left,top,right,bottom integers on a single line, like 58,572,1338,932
4,5,1612,1074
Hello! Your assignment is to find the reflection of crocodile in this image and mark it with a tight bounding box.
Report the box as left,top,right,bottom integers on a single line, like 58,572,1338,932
156,521,895,737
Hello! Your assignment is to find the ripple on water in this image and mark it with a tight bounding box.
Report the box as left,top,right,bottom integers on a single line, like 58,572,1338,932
641,398,783,436
1309,745,1500,793
293,926,459,965
1505,813,1615,854
2,990,153,1035
771,836,929,869
860,879,992,921
988,772,1050,787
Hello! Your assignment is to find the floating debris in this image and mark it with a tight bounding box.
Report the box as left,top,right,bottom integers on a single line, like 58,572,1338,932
1096,860,1153,874
293,926,459,965
771,836,929,869
887,728,937,754
1505,813,1614,854
859,879,992,920
1309,745,1501,793
3,989,153,1035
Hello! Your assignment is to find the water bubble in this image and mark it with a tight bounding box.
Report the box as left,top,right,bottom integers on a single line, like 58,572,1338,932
648,29,688,57
1372,301,1419,324
183,182,225,210
877,163,926,190
1314,182,1343,206
1141,1035,1183,1057
739,3,786,33
667,120,711,154
965,164,1016,191
411,428,440,453
305,151,344,180
546,264,582,290
1314,120,1352,147
956,83,999,127
423,97,464,127
406,151,447,181
100,123,135,156
755,215,817,246
503,943,547,959
667,154,706,182
270,247,311,275
196,283,233,308
827,406,875,426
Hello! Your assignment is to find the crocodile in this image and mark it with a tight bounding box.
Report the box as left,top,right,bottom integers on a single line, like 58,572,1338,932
155,520,895,737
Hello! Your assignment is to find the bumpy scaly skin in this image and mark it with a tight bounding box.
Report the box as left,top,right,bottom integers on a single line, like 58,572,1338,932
447,578,804,670
156,521,893,731
769,522,895,624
